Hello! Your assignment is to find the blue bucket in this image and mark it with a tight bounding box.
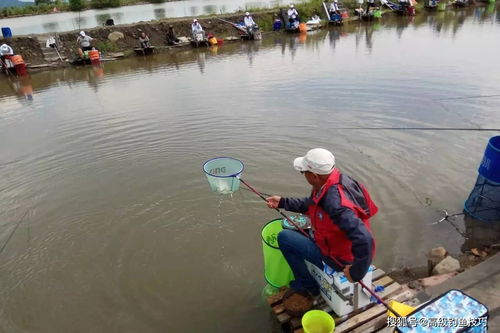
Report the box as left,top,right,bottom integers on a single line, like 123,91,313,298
478,136,500,184
2,27,12,38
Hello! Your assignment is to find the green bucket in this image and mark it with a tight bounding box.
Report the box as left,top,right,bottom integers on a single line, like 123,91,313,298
261,219,294,288
373,10,382,18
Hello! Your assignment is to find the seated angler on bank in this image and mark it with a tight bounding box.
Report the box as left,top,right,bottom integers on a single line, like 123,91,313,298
266,148,377,296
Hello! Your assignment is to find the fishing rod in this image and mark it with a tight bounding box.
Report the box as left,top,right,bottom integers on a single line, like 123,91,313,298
241,186,271,197
236,177,402,317
0,57,12,76
215,17,238,27
215,17,248,33
237,177,310,239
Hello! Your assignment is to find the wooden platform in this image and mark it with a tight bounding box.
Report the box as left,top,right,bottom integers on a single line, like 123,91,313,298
267,268,421,332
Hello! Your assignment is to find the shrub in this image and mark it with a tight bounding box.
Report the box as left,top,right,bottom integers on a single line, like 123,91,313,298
69,0,84,11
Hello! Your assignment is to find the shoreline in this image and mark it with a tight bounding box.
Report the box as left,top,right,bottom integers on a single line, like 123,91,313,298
1,2,495,73
1,8,330,70
0,0,176,19
388,243,500,286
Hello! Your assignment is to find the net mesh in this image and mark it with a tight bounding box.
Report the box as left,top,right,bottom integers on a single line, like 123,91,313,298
464,174,500,222
203,157,244,194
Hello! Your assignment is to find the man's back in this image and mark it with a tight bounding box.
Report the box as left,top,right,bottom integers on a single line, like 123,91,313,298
78,35,92,47
244,16,255,27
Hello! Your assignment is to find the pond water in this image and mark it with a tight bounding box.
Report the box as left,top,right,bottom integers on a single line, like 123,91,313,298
2,0,296,35
0,6,499,332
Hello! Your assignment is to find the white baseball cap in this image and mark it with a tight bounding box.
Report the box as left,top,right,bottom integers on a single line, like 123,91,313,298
245,11,250,15
193,19,198,22
290,4,294,7
293,148,335,175
79,31,85,36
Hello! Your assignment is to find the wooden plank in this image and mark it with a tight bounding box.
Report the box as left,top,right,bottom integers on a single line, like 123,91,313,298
372,268,386,281
333,303,375,326
267,288,287,306
350,313,388,333
373,275,394,287
335,304,388,332
335,290,413,332
272,303,285,315
277,311,292,324
377,282,402,300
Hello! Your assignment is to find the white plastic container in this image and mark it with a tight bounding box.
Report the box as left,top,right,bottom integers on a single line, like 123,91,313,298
306,261,374,316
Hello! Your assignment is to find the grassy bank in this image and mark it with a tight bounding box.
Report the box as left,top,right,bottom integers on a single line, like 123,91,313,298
1,2,69,18
0,0,172,18
0,0,355,20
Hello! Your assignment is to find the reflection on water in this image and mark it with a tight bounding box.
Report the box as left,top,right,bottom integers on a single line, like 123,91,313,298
189,5,199,16
74,15,87,30
0,9,500,333
154,8,166,20
3,75,34,102
203,5,218,14
42,21,60,31
95,13,113,26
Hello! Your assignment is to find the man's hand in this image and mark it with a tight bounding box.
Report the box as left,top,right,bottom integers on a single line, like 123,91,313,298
343,265,354,283
266,196,281,209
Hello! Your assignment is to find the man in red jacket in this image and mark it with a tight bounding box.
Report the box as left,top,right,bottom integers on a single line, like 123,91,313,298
266,148,377,296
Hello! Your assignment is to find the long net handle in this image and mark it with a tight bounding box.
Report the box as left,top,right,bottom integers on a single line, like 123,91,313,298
238,178,310,238
238,177,403,317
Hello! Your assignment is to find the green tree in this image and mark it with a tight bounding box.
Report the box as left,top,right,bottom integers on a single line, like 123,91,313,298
90,0,105,9
69,0,84,11
108,0,121,7
90,0,121,8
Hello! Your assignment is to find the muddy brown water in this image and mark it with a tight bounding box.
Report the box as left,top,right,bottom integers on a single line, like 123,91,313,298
1,8,500,332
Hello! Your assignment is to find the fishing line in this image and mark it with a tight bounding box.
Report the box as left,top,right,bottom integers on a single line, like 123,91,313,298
326,127,500,131
433,94,500,101
432,209,467,238
0,210,30,257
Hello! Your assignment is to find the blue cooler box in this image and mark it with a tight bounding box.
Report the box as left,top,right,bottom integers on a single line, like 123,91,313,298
396,289,488,333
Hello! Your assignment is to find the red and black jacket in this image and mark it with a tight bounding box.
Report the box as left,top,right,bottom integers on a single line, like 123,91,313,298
278,169,377,281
